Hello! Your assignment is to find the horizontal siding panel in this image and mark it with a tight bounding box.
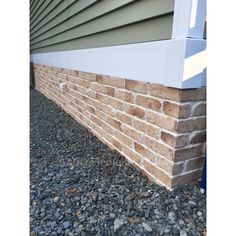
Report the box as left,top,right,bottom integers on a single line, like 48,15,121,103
31,0,174,47
30,0,49,20
30,0,65,29
30,0,79,34
30,0,174,53
30,0,129,40
30,14,173,53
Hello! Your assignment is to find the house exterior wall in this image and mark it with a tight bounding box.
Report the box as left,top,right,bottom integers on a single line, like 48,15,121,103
32,64,206,189
30,0,174,53
30,0,206,189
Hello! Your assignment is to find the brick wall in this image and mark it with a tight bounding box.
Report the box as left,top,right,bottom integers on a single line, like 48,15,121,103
32,63,206,189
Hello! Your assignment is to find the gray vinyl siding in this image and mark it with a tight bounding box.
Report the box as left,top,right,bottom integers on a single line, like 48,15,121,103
30,0,174,53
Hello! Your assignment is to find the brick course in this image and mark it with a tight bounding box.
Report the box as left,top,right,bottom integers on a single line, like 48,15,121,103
33,64,206,189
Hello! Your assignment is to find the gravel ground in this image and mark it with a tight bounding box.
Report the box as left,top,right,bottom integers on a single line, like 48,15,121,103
30,89,206,236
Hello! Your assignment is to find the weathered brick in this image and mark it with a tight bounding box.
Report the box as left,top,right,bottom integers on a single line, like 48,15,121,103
150,84,181,101
109,98,123,110
61,68,78,77
163,101,191,118
193,117,206,130
106,116,122,131
122,124,143,143
180,87,206,101
146,111,177,131
172,169,202,187
125,79,149,94
115,111,132,126
175,145,203,161
136,95,161,112
143,160,172,187
95,93,110,105
116,90,134,103
161,131,189,148
114,130,133,148
91,83,114,96
122,145,141,165
175,119,194,132
86,105,95,114
192,102,206,116
134,142,155,162
156,142,175,161
96,74,125,88
172,162,185,175
185,157,205,171
155,155,173,175
123,103,145,119
133,119,146,133
190,131,206,144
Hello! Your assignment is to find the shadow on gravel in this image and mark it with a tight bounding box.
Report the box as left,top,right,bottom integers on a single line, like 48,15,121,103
30,89,206,236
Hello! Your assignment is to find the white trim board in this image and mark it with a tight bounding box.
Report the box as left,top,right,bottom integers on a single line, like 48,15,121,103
172,0,206,39
30,38,206,89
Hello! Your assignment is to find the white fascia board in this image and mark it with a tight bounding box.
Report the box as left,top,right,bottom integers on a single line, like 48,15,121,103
172,0,206,39
30,39,206,89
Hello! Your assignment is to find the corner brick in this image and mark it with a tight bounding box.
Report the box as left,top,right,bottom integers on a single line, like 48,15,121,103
193,117,206,130
175,119,194,132
174,145,203,161
180,87,206,101
192,102,206,116
125,80,149,94
156,155,174,175
172,169,202,187
150,84,181,101
143,160,172,187
185,157,205,171
190,131,206,144
163,101,191,118
136,95,161,112
161,131,189,148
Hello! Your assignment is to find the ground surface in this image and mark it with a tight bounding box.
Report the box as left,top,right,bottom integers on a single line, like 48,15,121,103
30,89,206,236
